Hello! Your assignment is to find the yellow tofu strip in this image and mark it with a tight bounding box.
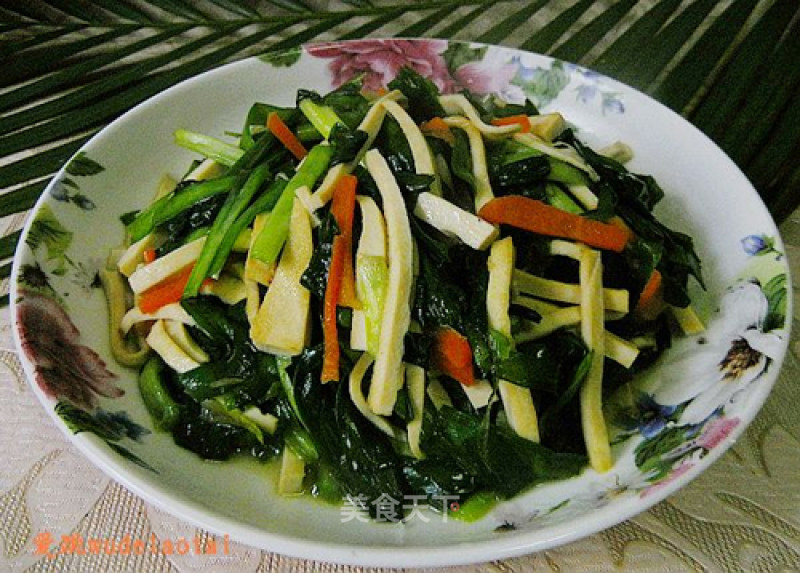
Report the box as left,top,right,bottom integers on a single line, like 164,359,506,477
117,232,164,277
426,378,453,410
413,191,498,250
200,272,247,304
487,237,540,443
163,320,209,363
121,302,195,335
244,279,260,325
308,90,404,211
146,319,202,374
405,364,426,460
439,94,519,140
250,200,313,356
443,116,494,211
670,304,706,335
365,150,414,415
513,268,629,314
514,309,639,368
604,331,640,369
99,266,150,368
349,353,405,440
547,238,612,470
510,293,562,314
185,158,225,182
567,184,599,210
381,99,441,195
527,112,566,141
128,237,205,294
245,213,276,285
598,141,634,164
514,133,599,181
578,246,612,472
278,447,305,496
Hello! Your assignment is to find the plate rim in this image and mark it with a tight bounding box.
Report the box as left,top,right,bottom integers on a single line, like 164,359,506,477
9,38,793,568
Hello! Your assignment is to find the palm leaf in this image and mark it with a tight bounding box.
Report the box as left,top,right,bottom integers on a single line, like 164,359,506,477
519,0,594,55
551,0,637,63
650,0,761,111
1,0,799,308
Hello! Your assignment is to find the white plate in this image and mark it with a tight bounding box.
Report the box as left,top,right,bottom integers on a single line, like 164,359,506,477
11,40,791,567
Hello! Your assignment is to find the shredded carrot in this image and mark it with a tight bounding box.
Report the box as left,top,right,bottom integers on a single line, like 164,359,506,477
321,174,360,383
431,326,475,387
267,112,308,161
420,117,455,144
491,114,531,133
138,264,195,314
635,269,664,321
321,239,345,383
479,195,633,253
330,174,359,309
138,265,214,314
143,248,157,264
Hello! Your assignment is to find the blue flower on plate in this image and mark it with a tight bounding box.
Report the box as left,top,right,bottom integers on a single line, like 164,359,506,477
575,84,597,104
741,234,781,258
633,393,678,438
602,92,625,114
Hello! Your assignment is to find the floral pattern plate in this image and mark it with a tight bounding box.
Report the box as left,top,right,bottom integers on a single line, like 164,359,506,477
10,40,791,568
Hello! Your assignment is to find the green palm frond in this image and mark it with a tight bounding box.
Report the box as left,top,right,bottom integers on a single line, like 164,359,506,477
1,0,799,294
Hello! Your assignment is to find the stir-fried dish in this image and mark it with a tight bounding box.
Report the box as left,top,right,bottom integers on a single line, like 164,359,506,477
101,67,704,522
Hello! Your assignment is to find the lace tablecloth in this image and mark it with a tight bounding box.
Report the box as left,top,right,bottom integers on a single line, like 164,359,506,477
0,210,796,572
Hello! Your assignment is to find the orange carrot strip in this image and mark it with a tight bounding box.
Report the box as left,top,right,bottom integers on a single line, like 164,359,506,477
138,264,195,314
431,326,475,387
321,175,360,383
321,239,346,383
478,196,633,253
267,112,308,161
143,248,157,264
330,174,359,309
635,269,664,321
420,117,455,144
491,114,531,133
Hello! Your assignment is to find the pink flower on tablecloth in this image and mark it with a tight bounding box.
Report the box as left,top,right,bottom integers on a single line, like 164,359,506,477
695,416,740,451
17,290,122,410
308,39,457,93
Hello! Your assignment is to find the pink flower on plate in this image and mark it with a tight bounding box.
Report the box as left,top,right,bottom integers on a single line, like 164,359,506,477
453,60,519,96
695,416,740,451
17,290,123,410
308,39,457,93
640,460,694,498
